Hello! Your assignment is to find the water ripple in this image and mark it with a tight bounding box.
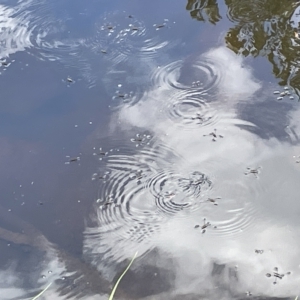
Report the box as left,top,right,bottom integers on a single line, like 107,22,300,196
84,142,214,263
151,58,221,94
165,92,219,129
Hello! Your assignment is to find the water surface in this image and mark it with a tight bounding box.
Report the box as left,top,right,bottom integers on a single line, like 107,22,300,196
0,0,300,299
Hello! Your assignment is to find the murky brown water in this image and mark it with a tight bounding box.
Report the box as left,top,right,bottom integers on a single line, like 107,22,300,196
0,0,300,299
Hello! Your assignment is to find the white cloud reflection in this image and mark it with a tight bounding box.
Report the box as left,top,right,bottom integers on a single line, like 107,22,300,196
89,46,300,298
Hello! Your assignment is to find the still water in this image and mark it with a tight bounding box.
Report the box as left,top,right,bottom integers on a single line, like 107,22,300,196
0,0,300,299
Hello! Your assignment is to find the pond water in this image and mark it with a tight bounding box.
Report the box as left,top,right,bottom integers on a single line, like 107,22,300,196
0,0,300,299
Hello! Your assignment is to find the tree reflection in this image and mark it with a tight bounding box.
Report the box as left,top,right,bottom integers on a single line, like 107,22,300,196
186,0,221,24
186,0,300,96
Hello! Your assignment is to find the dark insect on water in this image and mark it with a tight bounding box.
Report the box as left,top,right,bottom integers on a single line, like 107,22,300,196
244,167,261,178
203,129,224,141
69,157,79,162
201,218,211,233
206,197,220,205
178,171,212,198
266,267,291,284
195,218,212,233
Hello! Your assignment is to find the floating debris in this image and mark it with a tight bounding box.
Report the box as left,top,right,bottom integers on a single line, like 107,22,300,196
66,77,73,83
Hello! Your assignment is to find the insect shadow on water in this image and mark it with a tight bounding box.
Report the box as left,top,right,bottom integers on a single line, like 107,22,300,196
266,267,291,284
203,129,224,141
244,167,261,178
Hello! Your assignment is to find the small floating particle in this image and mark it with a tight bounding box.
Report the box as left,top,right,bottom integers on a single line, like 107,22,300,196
131,27,139,31
284,86,289,90
74,125,78,127
194,225,200,229
273,91,280,94
290,96,294,100
67,77,73,83
277,97,283,100
101,50,107,54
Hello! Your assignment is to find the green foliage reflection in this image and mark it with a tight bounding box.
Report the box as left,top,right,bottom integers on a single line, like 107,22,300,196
186,0,221,24
186,0,300,96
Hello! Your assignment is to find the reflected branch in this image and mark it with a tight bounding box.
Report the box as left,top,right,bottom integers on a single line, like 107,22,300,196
186,0,221,24
186,0,300,97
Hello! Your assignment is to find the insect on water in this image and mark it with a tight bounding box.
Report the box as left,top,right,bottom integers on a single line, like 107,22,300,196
266,267,291,284
203,129,224,141
244,167,261,178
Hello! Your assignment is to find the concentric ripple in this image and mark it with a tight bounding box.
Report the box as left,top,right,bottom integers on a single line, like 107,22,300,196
151,58,221,94
147,170,212,216
84,142,214,262
85,11,174,65
165,92,219,128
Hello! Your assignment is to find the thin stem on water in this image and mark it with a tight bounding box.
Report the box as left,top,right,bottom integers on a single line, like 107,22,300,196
31,282,52,300
108,252,138,300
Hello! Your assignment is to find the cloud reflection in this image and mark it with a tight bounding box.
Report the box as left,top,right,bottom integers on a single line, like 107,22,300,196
86,46,300,298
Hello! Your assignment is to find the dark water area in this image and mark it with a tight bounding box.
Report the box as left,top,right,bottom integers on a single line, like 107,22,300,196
0,0,300,299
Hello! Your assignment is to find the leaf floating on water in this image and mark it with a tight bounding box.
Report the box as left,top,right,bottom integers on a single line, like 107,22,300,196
108,252,138,300
31,282,52,300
